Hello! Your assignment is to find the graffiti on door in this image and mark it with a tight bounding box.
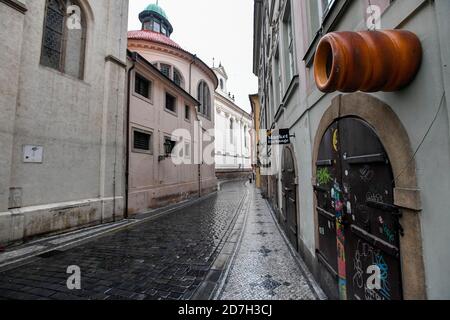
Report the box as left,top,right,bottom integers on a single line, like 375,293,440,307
315,117,403,300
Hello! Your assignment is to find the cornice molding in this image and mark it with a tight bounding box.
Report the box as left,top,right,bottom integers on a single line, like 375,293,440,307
128,40,218,88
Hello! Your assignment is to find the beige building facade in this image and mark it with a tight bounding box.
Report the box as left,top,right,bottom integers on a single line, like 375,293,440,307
126,4,218,214
0,0,129,245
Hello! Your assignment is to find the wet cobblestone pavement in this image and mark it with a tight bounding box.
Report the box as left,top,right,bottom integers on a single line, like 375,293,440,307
0,181,247,300
219,187,321,300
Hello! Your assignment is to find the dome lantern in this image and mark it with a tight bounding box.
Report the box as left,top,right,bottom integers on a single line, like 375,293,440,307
139,2,173,37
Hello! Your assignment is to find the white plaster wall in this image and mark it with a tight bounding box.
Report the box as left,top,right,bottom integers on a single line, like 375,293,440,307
214,97,253,171
0,0,129,244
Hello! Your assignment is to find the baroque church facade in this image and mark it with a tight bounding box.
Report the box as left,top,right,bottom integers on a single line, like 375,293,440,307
213,64,253,179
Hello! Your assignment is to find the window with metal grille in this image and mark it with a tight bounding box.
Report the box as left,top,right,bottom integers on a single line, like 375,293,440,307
165,92,177,113
160,64,171,78
135,73,151,99
133,130,152,153
174,69,183,87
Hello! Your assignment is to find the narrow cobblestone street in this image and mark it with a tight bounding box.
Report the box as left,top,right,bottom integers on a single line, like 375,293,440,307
0,181,321,300
0,181,247,300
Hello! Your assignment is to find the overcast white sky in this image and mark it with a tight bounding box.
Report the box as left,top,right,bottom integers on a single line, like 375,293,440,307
128,0,257,113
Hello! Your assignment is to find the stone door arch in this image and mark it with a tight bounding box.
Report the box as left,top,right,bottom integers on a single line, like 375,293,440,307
312,93,426,300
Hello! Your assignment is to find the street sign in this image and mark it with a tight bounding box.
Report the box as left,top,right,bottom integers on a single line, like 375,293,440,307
267,129,290,145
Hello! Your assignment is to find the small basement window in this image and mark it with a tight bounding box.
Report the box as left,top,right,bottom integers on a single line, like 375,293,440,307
133,129,152,154
135,73,152,100
165,92,177,113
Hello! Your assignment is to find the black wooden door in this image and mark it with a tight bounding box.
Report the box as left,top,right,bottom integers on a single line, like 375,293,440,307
316,117,403,300
281,147,298,251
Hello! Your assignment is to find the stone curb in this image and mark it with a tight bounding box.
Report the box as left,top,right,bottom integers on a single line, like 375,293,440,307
212,184,252,300
263,196,328,300
190,183,250,300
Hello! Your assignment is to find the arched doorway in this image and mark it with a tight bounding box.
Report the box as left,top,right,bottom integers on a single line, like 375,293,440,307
315,116,403,300
281,146,298,251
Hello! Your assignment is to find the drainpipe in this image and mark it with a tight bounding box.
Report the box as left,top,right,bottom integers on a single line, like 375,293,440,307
125,52,137,219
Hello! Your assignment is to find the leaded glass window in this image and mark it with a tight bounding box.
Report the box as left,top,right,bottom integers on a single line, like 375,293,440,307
41,0,65,70
40,0,86,79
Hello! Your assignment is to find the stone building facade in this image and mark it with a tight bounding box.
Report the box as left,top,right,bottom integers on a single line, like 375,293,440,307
253,0,450,299
0,0,129,245
249,93,261,188
126,4,218,214
213,64,253,180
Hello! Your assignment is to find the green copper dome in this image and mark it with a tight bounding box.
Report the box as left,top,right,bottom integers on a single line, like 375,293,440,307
144,3,168,20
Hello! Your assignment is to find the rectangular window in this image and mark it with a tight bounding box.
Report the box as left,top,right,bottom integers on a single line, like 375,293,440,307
185,142,191,158
287,16,295,78
185,105,190,121
165,92,177,113
283,2,296,82
133,129,152,154
244,131,247,148
274,49,283,105
135,73,151,99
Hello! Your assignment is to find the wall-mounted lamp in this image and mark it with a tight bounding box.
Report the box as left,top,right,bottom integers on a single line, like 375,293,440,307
158,140,176,162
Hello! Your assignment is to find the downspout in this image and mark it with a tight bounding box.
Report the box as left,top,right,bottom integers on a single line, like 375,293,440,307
125,52,137,219
189,55,202,198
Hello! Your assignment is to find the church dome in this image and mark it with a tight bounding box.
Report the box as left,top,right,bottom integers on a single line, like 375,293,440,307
139,3,173,37
127,30,181,49
144,3,168,20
